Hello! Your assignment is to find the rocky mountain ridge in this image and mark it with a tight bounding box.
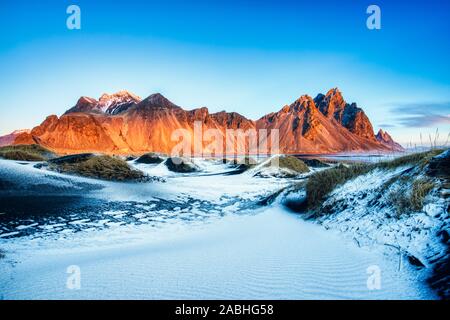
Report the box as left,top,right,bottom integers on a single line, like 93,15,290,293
10,88,403,155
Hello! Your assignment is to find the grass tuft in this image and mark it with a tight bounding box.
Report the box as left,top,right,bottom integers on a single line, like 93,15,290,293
410,178,435,211
377,149,443,169
306,163,372,208
388,187,412,217
387,178,435,216
306,149,443,209
0,144,54,161
275,156,310,173
50,155,147,181
0,150,46,161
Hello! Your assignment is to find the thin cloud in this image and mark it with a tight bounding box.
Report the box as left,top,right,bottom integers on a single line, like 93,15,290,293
397,114,450,127
377,123,397,128
387,102,450,128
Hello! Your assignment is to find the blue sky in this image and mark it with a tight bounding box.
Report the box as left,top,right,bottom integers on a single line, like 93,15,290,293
0,0,449,144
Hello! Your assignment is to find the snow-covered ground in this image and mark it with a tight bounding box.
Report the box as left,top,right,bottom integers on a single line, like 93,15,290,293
314,166,448,268
0,206,434,299
0,158,439,299
291,152,449,298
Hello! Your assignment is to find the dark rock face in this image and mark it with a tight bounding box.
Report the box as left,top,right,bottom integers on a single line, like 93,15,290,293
407,255,425,268
165,157,199,173
438,229,450,244
340,103,376,141
427,246,450,299
314,88,376,141
426,149,450,180
135,153,164,164
314,88,346,119
283,195,308,213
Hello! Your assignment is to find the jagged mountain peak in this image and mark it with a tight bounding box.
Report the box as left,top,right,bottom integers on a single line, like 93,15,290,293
315,88,346,118
139,93,179,109
11,129,31,135
376,129,404,151
64,96,99,115
376,129,387,138
295,94,315,103
325,87,342,96
376,129,394,143
0,129,31,147
288,95,316,112
65,90,141,115
313,88,376,141
77,96,98,104
97,90,141,114
98,90,141,104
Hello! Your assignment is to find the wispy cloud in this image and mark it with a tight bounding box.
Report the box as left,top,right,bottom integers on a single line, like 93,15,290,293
397,114,450,127
387,102,450,128
377,123,397,128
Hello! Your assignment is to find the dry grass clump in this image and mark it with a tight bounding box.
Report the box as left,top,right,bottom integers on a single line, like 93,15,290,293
275,156,310,173
254,155,309,178
388,187,412,216
51,155,146,181
388,178,435,216
305,149,443,209
410,178,435,211
302,158,330,168
306,163,372,208
0,144,54,161
377,149,443,169
0,150,46,161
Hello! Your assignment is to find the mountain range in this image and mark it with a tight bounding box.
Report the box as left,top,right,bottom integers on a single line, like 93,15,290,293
0,129,30,147
7,88,403,155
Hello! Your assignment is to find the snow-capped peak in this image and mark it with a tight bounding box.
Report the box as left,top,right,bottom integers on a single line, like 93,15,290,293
98,90,142,113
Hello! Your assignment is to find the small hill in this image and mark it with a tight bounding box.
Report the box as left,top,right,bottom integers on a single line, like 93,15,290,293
0,144,55,161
